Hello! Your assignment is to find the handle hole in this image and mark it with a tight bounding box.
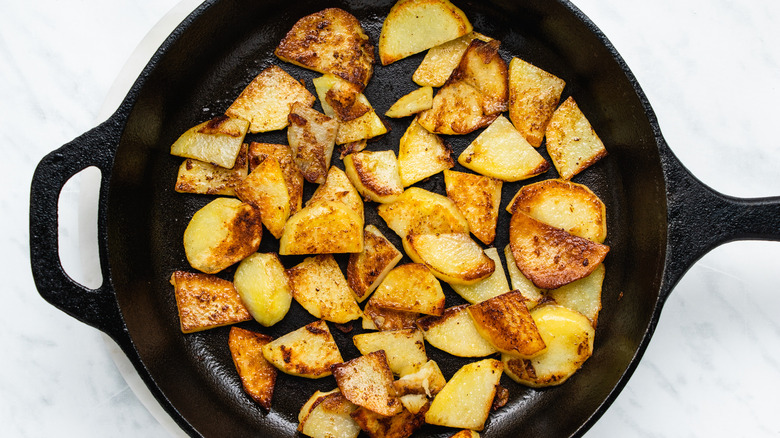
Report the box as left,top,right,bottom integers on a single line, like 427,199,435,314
58,166,103,289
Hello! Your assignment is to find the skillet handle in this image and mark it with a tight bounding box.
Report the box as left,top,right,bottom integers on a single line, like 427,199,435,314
29,113,127,342
660,148,780,297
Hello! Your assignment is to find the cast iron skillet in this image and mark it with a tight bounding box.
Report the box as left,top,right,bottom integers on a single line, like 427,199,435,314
29,0,780,436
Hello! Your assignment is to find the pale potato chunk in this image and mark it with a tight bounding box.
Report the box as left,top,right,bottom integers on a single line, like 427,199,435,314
509,211,609,289
370,263,445,316
226,65,315,133
298,389,361,438
443,170,502,245
170,271,252,333
385,86,433,118
548,263,604,327
377,187,468,238
413,32,493,88
307,166,364,220
279,201,364,255
507,178,607,243
449,248,510,304
378,0,472,65
332,351,403,416
228,327,277,410
344,150,404,204
467,290,546,358
233,253,292,327
503,303,595,387
352,328,427,376
425,358,503,431
248,142,304,214
287,255,362,324
399,394,429,416
275,8,374,89
287,102,338,184
347,225,403,302
170,115,249,169
545,96,608,180
350,405,428,438
416,305,497,357
175,144,248,196
362,300,420,332
313,74,388,144
397,118,454,187
183,198,263,274
508,57,566,147
262,319,343,378
392,360,447,397
458,115,549,182
235,155,291,239
403,233,495,285
503,245,544,309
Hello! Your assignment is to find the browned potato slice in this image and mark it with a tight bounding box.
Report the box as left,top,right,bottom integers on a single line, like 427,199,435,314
467,290,546,358
287,102,339,184
503,303,595,387
458,115,550,182
344,150,404,204
416,81,498,136
352,328,427,376
313,74,388,145
279,202,363,255
226,65,315,133
507,178,607,243
509,211,609,289
425,358,503,431
170,271,252,333
262,319,343,378
275,8,374,90
175,144,248,196
454,39,508,115
443,170,502,245
392,360,447,397
228,327,277,410
370,264,445,316
170,115,249,169
339,140,367,159
412,32,493,88
378,0,472,65
298,389,361,438
332,351,403,416
235,155,291,239
385,86,433,118
347,225,403,302
307,166,364,220
507,57,566,147
233,253,292,327
183,198,263,274
403,233,495,285
248,142,304,214
398,394,429,416
350,404,428,438
377,187,468,238
287,255,362,324
450,431,480,438
545,96,608,180
548,263,604,327
416,305,497,357
503,245,544,309
362,300,420,331
448,248,510,304
397,118,455,187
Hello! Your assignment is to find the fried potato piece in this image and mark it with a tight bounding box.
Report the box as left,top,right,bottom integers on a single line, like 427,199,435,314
332,351,403,416
299,389,361,438
503,245,544,309
308,166,365,220
412,32,493,88
287,102,338,184
228,327,277,410
248,142,304,214
287,255,362,324
233,253,292,327
170,115,249,169
378,0,472,65
385,86,433,118
313,74,388,145
548,263,604,327
509,211,609,289
453,39,508,115
339,140,367,159
344,150,404,204
545,96,608,180
448,248,510,304
416,81,497,136
403,233,495,285
175,143,248,196
449,431,480,438
262,319,343,378
503,303,595,387
467,290,546,358
378,187,468,238
350,404,428,438
397,118,454,187
235,155,291,239
458,115,549,182
170,271,252,333
275,8,374,90
392,360,447,397
443,170,502,245
353,328,427,376
226,65,315,133
425,358,503,431
416,305,497,357
347,225,403,302
279,200,364,255
507,57,566,147
370,263,445,316
362,300,420,331
183,198,262,274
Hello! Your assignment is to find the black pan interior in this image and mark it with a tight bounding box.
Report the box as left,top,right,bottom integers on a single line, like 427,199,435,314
106,0,668,436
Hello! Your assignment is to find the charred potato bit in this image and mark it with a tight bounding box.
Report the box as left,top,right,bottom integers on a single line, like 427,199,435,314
228,327,277,410
248,142,304,214
170,271,252,333
347,225,403,302
545,96,608,180
362,299,420,331
467,290,546,358
175,143,248,196
298,389,361,438
170,115,249,169
287,255,362,324
443,169,502,245
507,57,566,147
332,350,403,416
351,404,428,438
262,320,343,378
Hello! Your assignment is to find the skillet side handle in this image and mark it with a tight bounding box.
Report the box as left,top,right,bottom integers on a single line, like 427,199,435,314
29,114,126,342
661,150,780,297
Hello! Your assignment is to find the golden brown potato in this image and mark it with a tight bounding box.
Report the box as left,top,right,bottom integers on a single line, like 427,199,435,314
362,300,420,332
350,404,428,438
332,351,403,416
287,255,362,324
509,211,609,289
183,197,262,274
170,115,249,169
279,200,364,255
416,305,497,357
352,328,427,376
545,96,608,180
412,32,493,88
170,271,252,333
298,389,361,438
507,57,566,147
235,155,291,239
175,143,248,196
448,247,510,304
313,74,388,144
248,142,304,214
449,431,480,438
343,150,404,204
548,263,604,327
416,81,497,136
397,118,455,187
453,39,508,115
287,102,339,184
377,187,468,238
467,290,546,358
403,233,495,285
347,225,403,302
443,170,502,245
262,320,343,378
370,263,445,316
225,65,315,133
385,86,433,118
233,253,292,327
392,359,447,397
228,327,277,410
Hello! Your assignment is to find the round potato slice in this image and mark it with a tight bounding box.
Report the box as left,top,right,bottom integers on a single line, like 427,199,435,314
403,232,494,285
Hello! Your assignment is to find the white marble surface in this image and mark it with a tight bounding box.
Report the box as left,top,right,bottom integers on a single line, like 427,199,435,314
5,0,780,437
